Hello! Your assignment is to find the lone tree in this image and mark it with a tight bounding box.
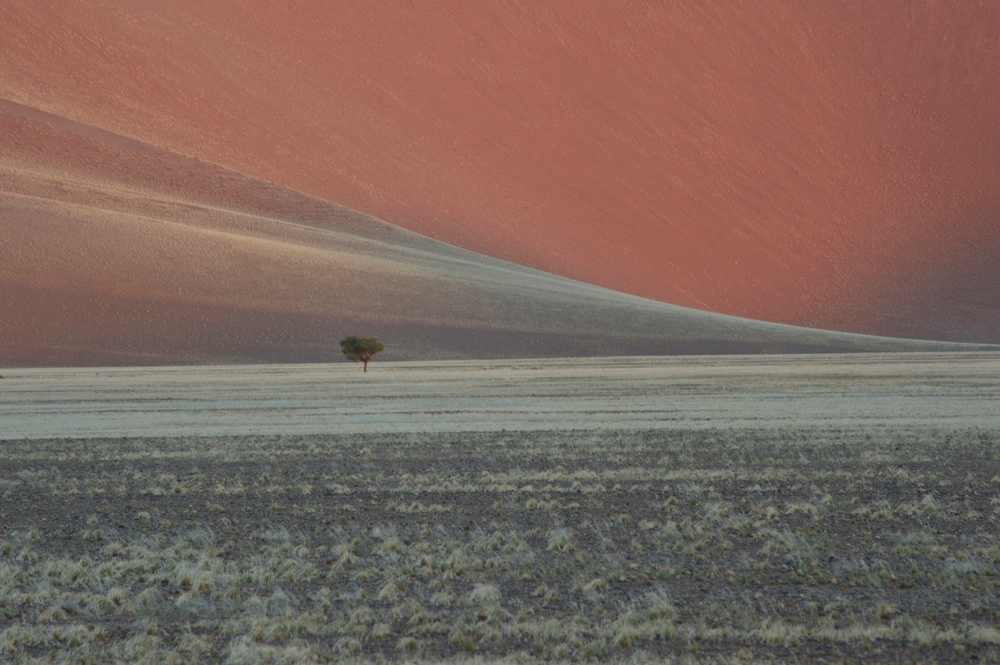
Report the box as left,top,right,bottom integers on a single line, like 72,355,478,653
340,336,385,373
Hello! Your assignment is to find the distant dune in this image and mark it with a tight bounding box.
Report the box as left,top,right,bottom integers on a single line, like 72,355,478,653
2,1,998,345
2,100,985,366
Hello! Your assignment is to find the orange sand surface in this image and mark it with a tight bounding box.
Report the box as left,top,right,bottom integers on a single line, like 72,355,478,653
2,1,998,343
3,99,983,366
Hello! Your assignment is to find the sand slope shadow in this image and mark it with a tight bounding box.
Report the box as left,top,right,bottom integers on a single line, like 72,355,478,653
0,101,991,366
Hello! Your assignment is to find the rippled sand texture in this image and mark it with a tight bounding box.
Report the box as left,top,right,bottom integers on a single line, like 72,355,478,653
2,2,998,342
5,101,982,366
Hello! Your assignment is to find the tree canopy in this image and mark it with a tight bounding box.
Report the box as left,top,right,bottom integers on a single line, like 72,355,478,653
339,336,385,372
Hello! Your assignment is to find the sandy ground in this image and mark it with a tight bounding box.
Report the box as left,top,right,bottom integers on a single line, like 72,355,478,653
3,353,999,440
3,3,999,342
1,353,999,662
7,101,988,367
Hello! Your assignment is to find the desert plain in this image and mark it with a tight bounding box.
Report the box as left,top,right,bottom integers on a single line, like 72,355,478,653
1,353,998,663
3,3,1000,663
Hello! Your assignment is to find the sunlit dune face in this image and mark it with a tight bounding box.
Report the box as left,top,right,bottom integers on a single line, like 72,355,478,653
4,101,976,366
1,1,998,342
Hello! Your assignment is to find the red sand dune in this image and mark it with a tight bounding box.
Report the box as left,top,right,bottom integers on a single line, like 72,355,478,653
2,100,982,366
1,1,999,344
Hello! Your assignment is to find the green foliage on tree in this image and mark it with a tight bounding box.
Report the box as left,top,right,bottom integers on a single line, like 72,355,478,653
339,336,385,372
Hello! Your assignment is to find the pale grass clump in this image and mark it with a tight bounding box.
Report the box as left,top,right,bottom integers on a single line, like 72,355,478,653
580,577,607,593
224,635,321,664
784,501,819,519
853,500,894,520
967,624,1000,645
467,530,529,554
371,622,393,639
753,619,807,647
757,528,812,557
812,621,896,647
0,622,98,652
1,427,999,661
332,537,361,567
832,557,896,587
612,589,679,647
467,583,501,606
333,636,363,655
396,635,422,653
377,577,407,601
876,601,898,620
898,493,942,516
212,481,246,495
546,528,574,551
386,500,450,513
430,590,454,607
377,536,404,556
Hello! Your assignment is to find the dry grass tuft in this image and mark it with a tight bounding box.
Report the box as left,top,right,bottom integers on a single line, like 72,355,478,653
0,427,997,662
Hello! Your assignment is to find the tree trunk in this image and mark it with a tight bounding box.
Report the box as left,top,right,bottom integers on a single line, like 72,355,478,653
363,359,368,373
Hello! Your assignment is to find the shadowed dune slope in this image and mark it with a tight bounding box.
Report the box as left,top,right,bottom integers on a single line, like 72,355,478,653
1,1,999,343
2,101,986,367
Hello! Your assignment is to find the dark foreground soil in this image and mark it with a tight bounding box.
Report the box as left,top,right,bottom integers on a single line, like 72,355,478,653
1,428,998,663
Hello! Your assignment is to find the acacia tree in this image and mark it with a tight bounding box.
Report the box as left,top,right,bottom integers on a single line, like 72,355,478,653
339,336,385,373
